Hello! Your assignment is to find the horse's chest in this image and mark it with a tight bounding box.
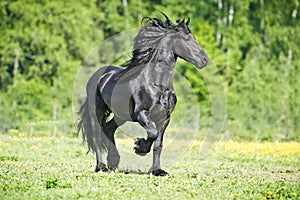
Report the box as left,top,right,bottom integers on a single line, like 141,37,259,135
149,89,177,120
157,90,176,110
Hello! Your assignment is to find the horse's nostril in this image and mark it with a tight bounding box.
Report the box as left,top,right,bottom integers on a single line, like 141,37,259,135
202,56,208,64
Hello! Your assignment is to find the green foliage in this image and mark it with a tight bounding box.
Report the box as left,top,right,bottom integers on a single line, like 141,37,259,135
9,78,52,121
0,0,103,131
0,0,299,141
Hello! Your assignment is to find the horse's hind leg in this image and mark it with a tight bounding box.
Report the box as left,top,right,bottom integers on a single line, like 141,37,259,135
94,137,108,172
93,95,109,172
93,115,108,172
102,117,124,170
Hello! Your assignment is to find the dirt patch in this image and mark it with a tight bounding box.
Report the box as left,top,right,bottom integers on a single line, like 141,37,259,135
269,169,300,181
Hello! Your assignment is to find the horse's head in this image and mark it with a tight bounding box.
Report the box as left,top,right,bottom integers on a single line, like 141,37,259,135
170,18,209,69
126,14,208,70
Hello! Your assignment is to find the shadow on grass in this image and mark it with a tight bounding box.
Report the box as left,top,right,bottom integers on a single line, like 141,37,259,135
117,169,149,175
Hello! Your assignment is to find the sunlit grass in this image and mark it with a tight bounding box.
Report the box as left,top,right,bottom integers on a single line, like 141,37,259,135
0,135,299,199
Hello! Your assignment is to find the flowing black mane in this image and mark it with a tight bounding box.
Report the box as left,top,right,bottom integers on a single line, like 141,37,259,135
122,14,191,69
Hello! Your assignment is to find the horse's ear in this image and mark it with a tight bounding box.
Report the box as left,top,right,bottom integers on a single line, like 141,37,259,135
178,18,185,27
186,18,190,26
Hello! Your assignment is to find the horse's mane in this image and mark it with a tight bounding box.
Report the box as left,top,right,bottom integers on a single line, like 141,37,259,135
122,13,191,69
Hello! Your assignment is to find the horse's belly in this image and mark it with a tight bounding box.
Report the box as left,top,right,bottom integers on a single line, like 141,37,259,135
107,83,134,121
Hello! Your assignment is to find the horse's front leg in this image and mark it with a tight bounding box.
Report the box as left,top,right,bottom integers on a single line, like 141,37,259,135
150,116,170,176
134,110,158,156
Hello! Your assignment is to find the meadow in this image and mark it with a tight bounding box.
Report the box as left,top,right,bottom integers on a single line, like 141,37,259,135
1,1,299,199
0,134,299,200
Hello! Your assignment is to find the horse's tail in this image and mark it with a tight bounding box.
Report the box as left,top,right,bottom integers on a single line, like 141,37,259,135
77,71,108,153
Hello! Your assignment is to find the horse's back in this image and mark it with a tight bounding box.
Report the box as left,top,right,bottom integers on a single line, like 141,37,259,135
87,65,121,87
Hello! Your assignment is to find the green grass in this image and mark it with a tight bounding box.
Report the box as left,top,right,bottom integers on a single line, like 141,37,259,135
0,135,299,199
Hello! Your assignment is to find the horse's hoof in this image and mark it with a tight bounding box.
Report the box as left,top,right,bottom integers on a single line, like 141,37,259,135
95,163,109,172
134,138,150,156
151,169,168,176
108,166,116,171
107,151,120,170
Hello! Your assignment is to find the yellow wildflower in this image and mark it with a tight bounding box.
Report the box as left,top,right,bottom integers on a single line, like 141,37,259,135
248,177,255,183
234,193,239,197
292,192,297,197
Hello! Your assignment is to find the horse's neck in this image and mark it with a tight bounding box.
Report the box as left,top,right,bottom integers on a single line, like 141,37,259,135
141,47,176,88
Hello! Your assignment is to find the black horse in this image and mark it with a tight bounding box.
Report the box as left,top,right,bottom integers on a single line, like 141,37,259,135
78,14,208,176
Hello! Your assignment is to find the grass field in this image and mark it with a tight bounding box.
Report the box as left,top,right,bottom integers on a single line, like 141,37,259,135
0,134,299,199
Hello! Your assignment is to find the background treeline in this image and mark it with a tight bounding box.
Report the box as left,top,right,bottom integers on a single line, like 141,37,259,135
0,0,299,141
